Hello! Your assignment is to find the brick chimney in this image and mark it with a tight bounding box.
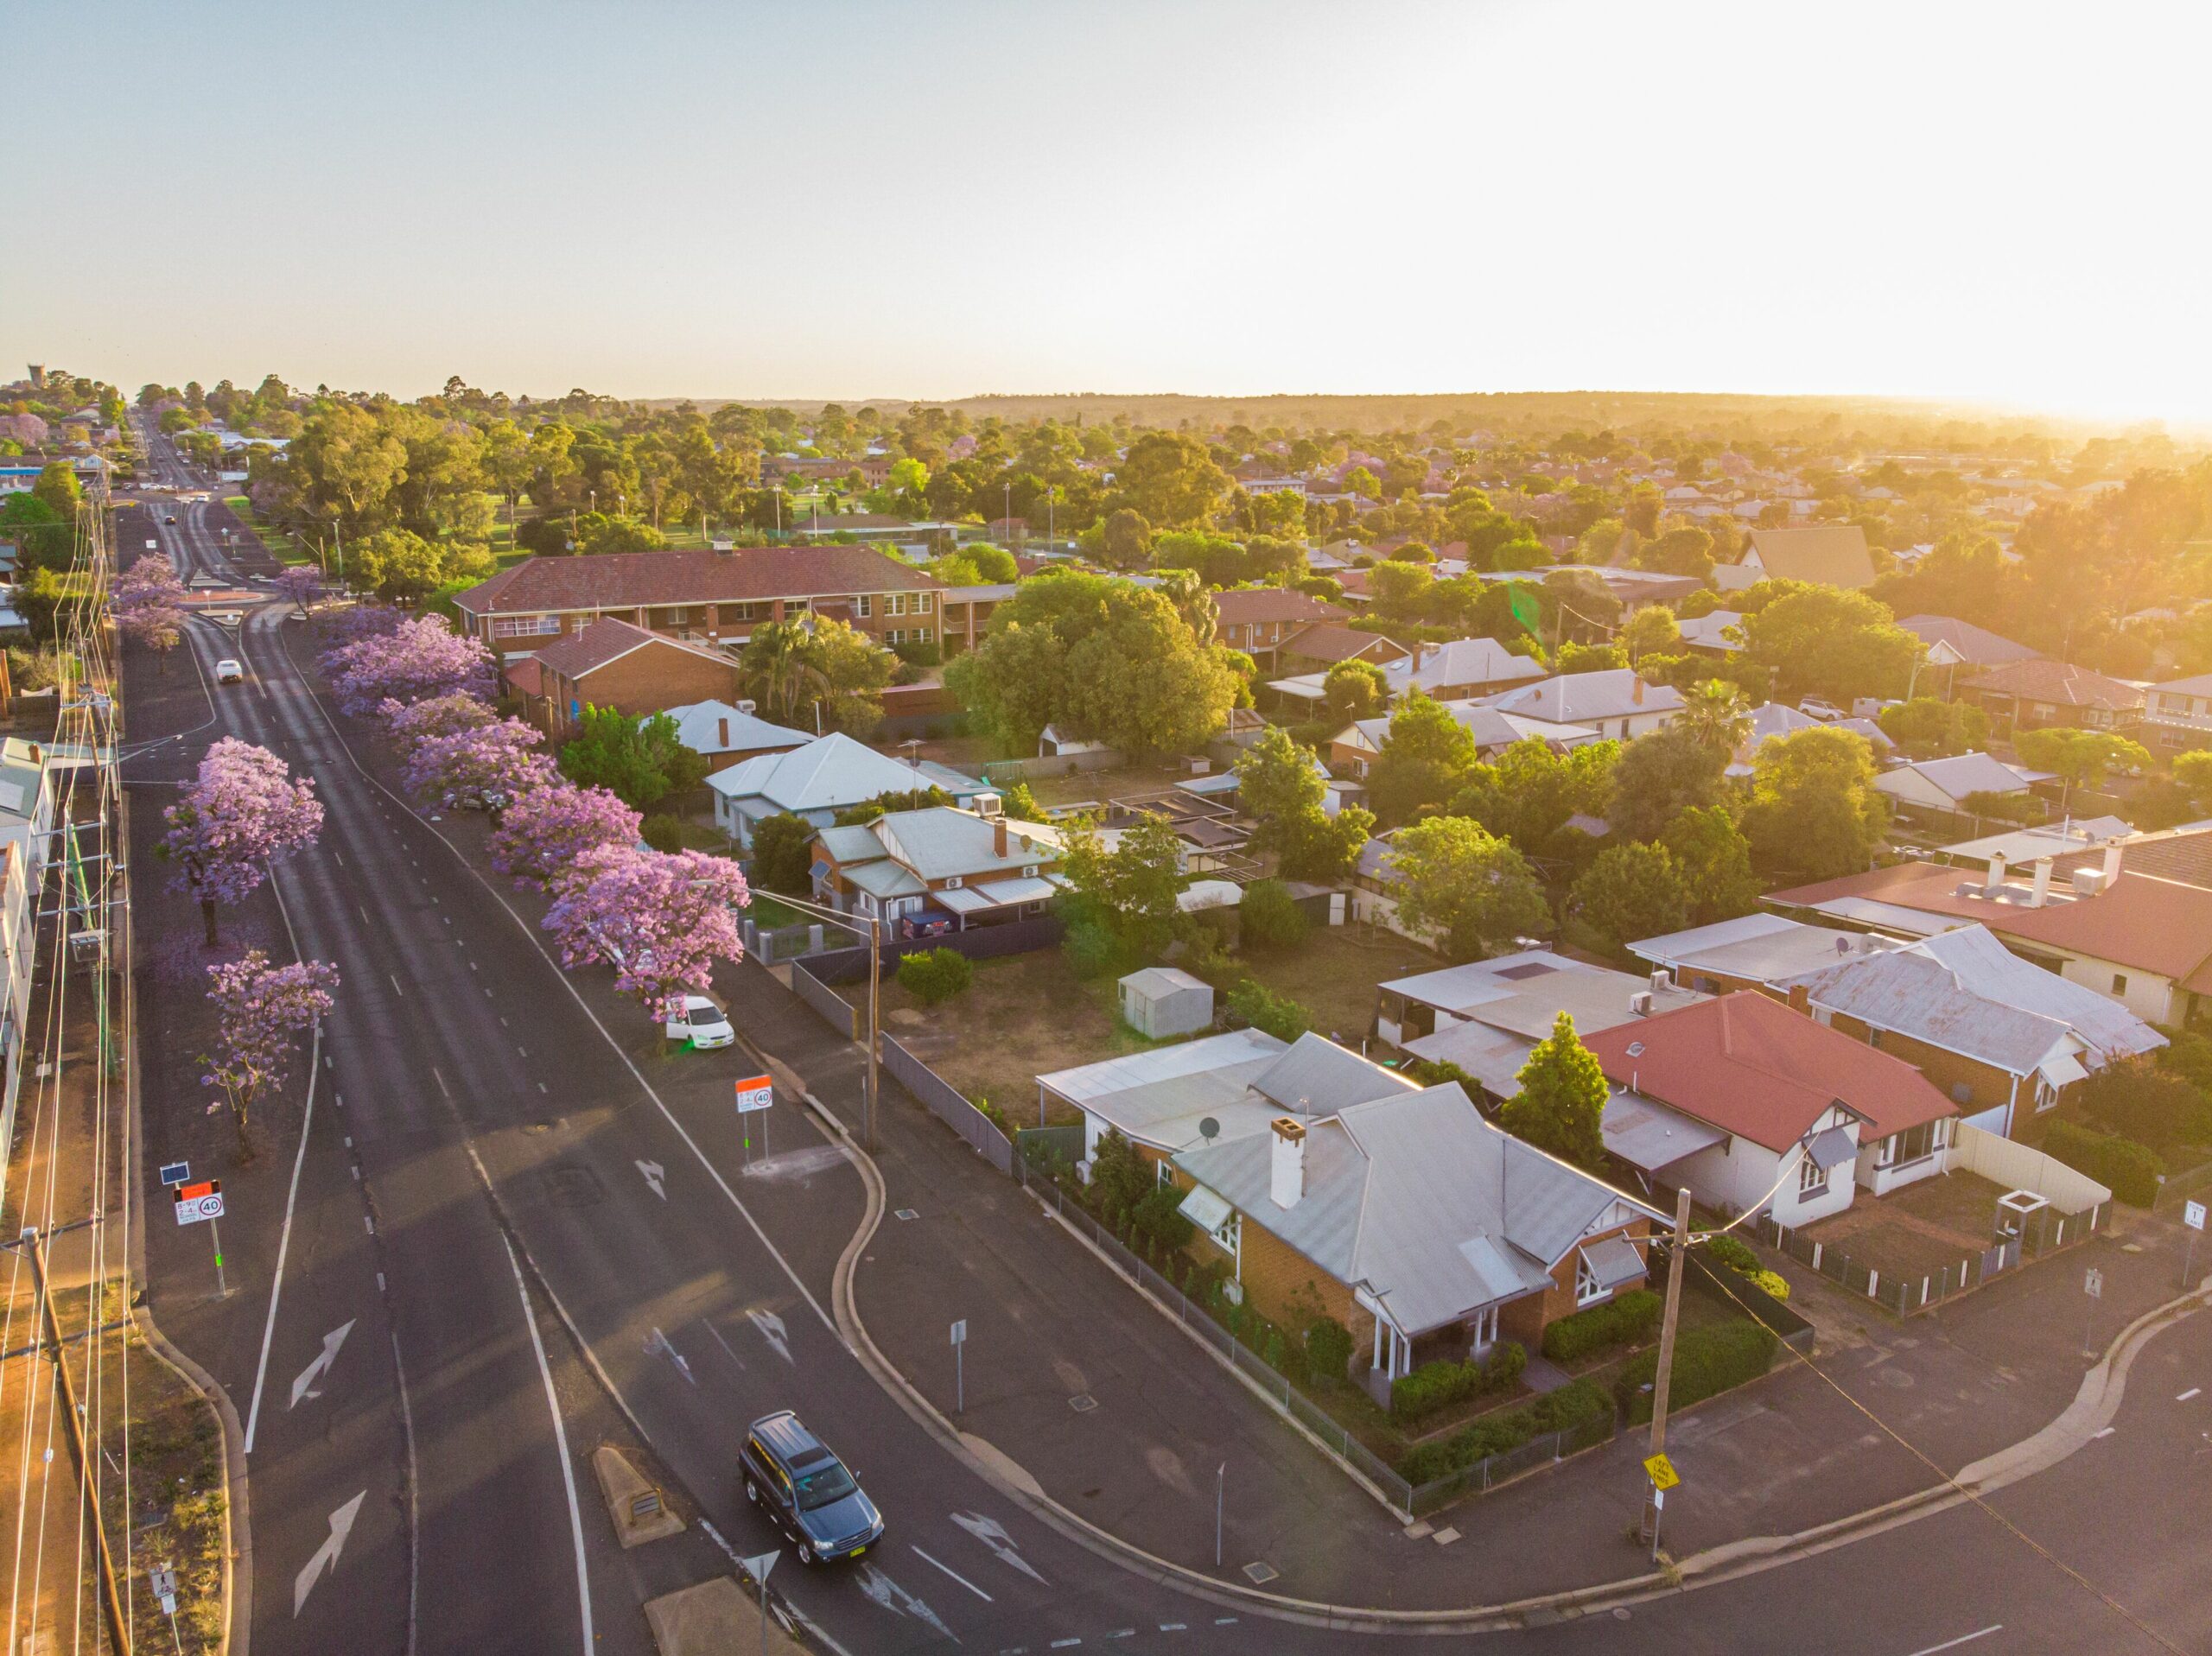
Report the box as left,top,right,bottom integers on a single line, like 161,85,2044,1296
1787,983,1811,1014
1631,676,1644,705
994,815,1008,858
1269,1117,1307,1209
717,716,730,749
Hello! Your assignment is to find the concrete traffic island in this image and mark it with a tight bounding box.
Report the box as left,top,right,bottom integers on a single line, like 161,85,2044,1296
644,1577,807,1656
593,1443,686,1549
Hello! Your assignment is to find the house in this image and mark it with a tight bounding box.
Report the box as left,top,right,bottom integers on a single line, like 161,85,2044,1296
1714,525,1877,592
937,582,1019,659
1873,752,2052,818
760,454,895,490
1167,1084,1662,1394
1274,622,1407,675
811,806,1063,935
1119,968,1214,1039
1268,637,1545,710
1583,993,1960,1221
1329,701,1600,779
1767,844,2212,1027
1726,701,1893,777
0,739,62,880
2140,670,2212,756
1676,610,1745,654
1959,659,2145,738
1478,669,1683,742
518,617,741,739
707,732,990,846
1375,949,1707,1101
451,546,946,661
2047,822,2212,891
1209,588,1348,666
1630,913,1899,997
663,700,812,773
1896,614,2039,671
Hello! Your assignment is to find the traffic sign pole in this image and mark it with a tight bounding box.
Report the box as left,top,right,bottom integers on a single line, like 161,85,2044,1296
210,1215,227,1300
2183,1200,2205,1290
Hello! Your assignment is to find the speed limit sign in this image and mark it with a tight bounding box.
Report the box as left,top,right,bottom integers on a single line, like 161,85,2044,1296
173,1181,225,1226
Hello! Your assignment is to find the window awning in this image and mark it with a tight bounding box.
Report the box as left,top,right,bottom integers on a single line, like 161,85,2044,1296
1176,1184,1233,1234
2037,1053,2089,1089
1580,1236,1646,1292
933,885,994,914
1807,1126,1859,1171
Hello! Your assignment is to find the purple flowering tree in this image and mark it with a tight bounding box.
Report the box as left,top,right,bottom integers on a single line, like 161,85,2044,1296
402,719,556,814
273,566,325,617
201,949,340,1158
379,692,494,758
159,738,326,945
316,602,406,648
321,615,494,714
111,555,188,669
487,783,642,890
543,845,749,1020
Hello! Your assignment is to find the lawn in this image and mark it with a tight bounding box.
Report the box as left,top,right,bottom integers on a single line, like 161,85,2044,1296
220,495,314,564
1239,923,1443,1050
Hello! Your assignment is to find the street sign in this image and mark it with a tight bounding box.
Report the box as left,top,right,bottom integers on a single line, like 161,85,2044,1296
174,1180,224,1226
950,1319,968,1346
1643,1451,1679,1492
2084,1266,2103,1299
149,1564,175,1598
2186,1201,2207,1234
158,1162,190,1188
734,1075,774,1114
741,1550,778,1585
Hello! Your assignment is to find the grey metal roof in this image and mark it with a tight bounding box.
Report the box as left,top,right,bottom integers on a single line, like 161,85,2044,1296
1795,948,2075,1075
1600,1091,1726,1171
1904,923,2164,1060
1384,950,1705,1041
1249,1032,1418,1114
709,733,983,812
1478,669,1683,726
665,699,811,757
1581,1235,1648,1291
1122,967,1207,1000
1630,913,1897,987
1807,1126,1859,1171
873,809,1061,880
1879,752,2050,805
842,860,926,899
1041,1029,1289,1152
814,824,884,864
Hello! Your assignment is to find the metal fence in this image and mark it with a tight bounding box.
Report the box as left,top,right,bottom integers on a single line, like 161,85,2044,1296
980,750,1123,783
1396,1414,1618,1517
1748,1197,2107,1318
1014,1124,1086,1168
789,960,859,1040
879,1033,1014,1176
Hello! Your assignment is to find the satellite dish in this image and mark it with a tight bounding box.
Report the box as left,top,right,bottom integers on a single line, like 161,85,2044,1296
1835,934,1852,954
1199,1117,1220,1143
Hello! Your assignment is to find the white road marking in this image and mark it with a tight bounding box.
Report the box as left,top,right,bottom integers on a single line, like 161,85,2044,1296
636,1159,667,1199
911,1545,993,1602
293,1491,366,1616
243,1015,323,1456
2094,1426,2116,1439
389,973,403,995
703,1319,746,1371
289,1320,357,1410
747,1308,793,1365
1159,1625,1186,1633
1051,1640,1082,1649
501,1236,594,1653
2178,1387,2202,1401
951,1511,1047,1584
646,1326,696,1385
1904,1628,2002,1656
855,1564,954,1639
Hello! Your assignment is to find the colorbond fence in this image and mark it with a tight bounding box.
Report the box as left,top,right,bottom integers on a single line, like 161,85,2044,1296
880,1033,1014,1176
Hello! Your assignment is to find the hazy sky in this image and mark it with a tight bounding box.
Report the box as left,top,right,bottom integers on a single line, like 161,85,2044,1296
10,2,2206,422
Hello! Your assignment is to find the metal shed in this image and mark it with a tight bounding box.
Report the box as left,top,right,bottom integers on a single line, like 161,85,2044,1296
1119,967,1214,1039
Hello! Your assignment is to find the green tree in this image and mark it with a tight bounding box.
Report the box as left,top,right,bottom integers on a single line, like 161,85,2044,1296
1674,679,1754,754
1387,816,1550,961
352,527,449,603
1499,1012,1609,1172
292,400,409,530
1233,725,1373,880
1237,879,1309,950
1572,843,1690,949
1662,804,1761,924
1447,737,1619,855
557,707,709,809
30,463,79,519
1618,606,1680,663
1741,726,1889,879
1743,587,1923,702
2015,727,2152,810
1321,658,1388,726
1606,728,1727,843
1638,526,1714,579
2176,749,2212,810
1113,434,1231,528
747,811,816,892
1366,690,1478,826
1099,507,1153,570
1060,814,1185,962
1877,696,1987,758
740,617,893,734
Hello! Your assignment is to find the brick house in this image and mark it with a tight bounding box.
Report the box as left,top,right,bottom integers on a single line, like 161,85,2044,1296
451,546,944,663
760,454,894,489
936,582,1017,660
511,617,741,739
1208,588,1350,667
811,806,1065,935
1960,658,2146,739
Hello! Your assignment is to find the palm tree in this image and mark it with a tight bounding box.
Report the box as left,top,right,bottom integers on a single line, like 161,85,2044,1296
1676,678,1754,755
741,619,830,725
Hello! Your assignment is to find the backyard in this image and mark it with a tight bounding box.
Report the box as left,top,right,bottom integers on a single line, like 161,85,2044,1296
1796,1169,2014,1285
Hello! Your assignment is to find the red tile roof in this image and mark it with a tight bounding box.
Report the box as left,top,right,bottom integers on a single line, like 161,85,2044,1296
1209,587,1348,627
454,546,943,617
1962,657,2145,713
533,616,731,682
1583,992,1955,1152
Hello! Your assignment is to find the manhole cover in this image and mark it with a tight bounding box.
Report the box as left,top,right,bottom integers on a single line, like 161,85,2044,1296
1242,1562,1278,1585
1069,1394,1098,1413
542,1164,605,1207
895,1209,920,1221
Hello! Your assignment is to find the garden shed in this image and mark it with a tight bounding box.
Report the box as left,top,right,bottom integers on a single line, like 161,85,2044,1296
1119,967,1214,1039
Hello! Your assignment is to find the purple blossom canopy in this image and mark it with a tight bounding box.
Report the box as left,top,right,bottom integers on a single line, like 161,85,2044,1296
161,737,325,908
201,949,340,1117
401,718,556,809
542,845,749,1020
321,615,493,714
487,783,642,890
380,692,495,758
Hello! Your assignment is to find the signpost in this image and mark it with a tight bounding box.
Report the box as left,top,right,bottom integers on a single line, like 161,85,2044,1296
2083,1265,2103,1359
2184,1200,2206,1289
1643,1451,1679,1492
149,1560,177,1618
735,1075,772,1164
741,1550,778,1656
159,1161,190,1189
950,1318,967,1414
175,1180,228,1298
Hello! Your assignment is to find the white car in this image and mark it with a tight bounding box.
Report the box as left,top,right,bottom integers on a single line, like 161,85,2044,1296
666,994,734,1050
214,659,244,684
1798,697,1846,722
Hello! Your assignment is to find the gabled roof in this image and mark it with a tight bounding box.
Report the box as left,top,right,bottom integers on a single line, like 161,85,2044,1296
1277,621,1405,664
1478,669,1683,726
1383,637,1545,695
866,808,1063,881
1963,658,2145,713
1210,587,1347,627
1738,526,1876,589
1338,701,1599,757
1582,992,1955,1152
1796,950,2082,1077
706,733,982,813
664,699,812,757
1875,752,2047,806
2148,671,2212,698
1676,610,1745,651
1248,1031,1418,1115
1897,923,2164,1061
454,545,944,616
1897,614,2039,666
532,616,731,682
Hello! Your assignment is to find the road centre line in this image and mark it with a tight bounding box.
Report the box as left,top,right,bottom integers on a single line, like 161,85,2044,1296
912,1545,992,1602
1904,1627,2002,1656
2178,1387,2201,1401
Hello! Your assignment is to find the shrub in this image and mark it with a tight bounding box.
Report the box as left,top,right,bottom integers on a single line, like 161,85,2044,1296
1395,1376,1611,1485
1305,1317,1354,1384
1529,1376,1611,1434
1227,978,1313,1041
2159,1031,2212,1094
1389,1342,1526,1421
1064,916,1131,980
639,812,683,852
896,947,973,1005
2040,1119,2163,1208
1617,1321,1778,1424
1540,1288,1662,1363
1129,1183,1195,1253
1237,879,1309,951
2075,1056,2208,1151
1483,1339,1528,1393
1704,1234,1759,1275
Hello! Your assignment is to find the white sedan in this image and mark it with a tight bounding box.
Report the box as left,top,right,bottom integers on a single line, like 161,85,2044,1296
213,658,245,684
665,994,734,1050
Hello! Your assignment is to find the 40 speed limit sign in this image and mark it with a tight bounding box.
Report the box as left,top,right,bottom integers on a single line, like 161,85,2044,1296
173,1181,225,1226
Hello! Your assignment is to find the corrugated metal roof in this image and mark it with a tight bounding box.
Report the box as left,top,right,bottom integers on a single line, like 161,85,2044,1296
1478,669,1683,726
1600,1091,1726,1171
1904,924,2164,1060
1581,1235,1647,1291
707,734,982,812
1249,1032,1418,1114
1630,913,1895,987
665,699,811,757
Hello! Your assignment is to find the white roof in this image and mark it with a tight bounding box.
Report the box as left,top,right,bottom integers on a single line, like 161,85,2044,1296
1938,819,2134,867
1381,638,1538,695
707,733,982,812
1478,669,1683,726
1876,752,2052,806
1676,611,1745,651
665,700,811,757
1629,913,1897,987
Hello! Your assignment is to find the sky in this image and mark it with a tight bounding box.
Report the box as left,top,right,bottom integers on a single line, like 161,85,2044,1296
9,1,2208,425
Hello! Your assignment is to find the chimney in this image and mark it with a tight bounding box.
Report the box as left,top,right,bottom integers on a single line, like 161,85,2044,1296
1787,983,1811,1014
1984,851,2008,894
994,816,1008,858
1269,1117,1307,1209
2030,857,2054,908
1631,677,1644,705
717,716,729,748
2102,842,2124,885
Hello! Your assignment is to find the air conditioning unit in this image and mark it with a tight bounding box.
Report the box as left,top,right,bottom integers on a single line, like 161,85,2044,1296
734,699,757,716
1189,758,1211,776
1629,991,1655,1015
974,793,1003,819
1649,968,1672,992
2070,868,2107,898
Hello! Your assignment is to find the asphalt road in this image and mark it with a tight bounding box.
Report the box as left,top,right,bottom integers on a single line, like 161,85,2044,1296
117,418,2212,1656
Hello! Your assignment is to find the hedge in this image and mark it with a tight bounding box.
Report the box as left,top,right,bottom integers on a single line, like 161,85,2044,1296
2040,1119,2162,1208
1389,1342,1526,1423
1396,1377,1611,1485
896,947,974,1005
1540,1288,1662,1364
1616,1320,1778,1424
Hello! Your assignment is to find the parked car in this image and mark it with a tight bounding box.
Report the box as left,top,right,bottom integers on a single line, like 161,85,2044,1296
741,1412,883,1565
1798,696,1846,721
664,993,734,1050
163,515,177,524
214,659,244,684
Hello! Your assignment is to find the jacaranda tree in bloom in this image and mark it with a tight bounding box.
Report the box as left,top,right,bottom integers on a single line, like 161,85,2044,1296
402,719,557,815
160,738,325,945
542,844,749,1020
274,565,325,617
379,691,495,758
487,783,643,891
201,949,340,1158
321,614,495,715
111,554,188,670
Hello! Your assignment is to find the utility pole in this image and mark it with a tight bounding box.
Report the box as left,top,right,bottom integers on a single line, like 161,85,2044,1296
865,910,880,1152
27,1228,132,1655
1641,1184,1694,1557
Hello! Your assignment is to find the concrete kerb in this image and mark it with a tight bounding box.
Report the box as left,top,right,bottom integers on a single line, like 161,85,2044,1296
120,787,251,1656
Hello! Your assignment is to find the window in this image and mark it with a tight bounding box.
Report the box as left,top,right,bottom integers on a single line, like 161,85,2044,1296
1211,1210,1241,1255
1798,1157,1828,1199
663,606,689,627
1574,1253,1608,1306
493,615,562,638
2112,974,2128,994
914,592,932,613
915,626,932,644
887,593,907,617
1157,1158,1175,1188
855,594,872,619
1879,1120,1942,1167
886,629,906,645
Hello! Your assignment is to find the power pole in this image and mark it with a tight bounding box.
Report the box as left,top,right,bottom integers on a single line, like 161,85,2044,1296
27,1228,132,1655
1640,1183,1694,1556
864,911,880,1153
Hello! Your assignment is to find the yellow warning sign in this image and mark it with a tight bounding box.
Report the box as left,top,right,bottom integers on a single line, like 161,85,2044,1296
1643,1452,1680,1491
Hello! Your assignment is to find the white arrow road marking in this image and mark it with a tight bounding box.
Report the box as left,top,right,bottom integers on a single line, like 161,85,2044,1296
747,1308,793,1366
951,1511,1047,1584
289,1320,357,1410
635,1159,667,1199
855,1564,954,1640
294,1491,366,1616
645,1326,696,1386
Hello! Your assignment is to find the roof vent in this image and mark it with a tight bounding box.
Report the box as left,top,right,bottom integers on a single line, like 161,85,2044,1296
1626,1040,1646,1058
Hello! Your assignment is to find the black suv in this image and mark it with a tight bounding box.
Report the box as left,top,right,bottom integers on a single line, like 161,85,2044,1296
741,1412,884,1565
